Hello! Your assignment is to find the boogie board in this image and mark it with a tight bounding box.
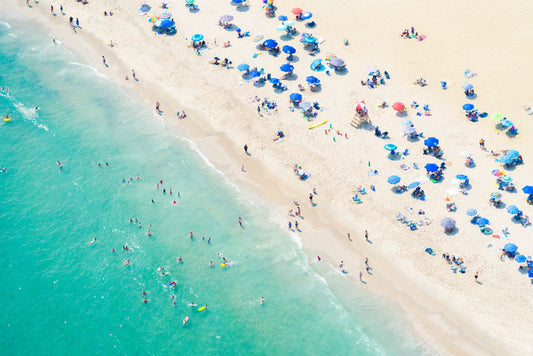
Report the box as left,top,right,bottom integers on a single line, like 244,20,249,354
308,120,327,129
198,306,206,311
4,116,10,121
220,263,226,267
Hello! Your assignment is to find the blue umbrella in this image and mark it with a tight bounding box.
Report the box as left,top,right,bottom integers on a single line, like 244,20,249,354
235,28,242,33
496,156,513,164
300,12,313,20
515,255,527,263
500,119,513,127
310,59,322,71
248,70,261,78
306,76,320,84
522,186,533,194
278,15,288,21
501,176,513,183
529,268,533,278
506,205,520,214
269,78,280,84
407,182,420,189
280,64,294,72
424,163,439,172
462,103,474,111
456,174,468,180
237,63,249,71
384,144,397,151
401,119,412,126
503,243,518,253
462,83,474,90
466,209,477,216
232,0,245,3
387,175,401,184
304,36,317,43
476,218,489,226
289,93,302,101
423,137,439,147
506,150,519,158
160,19,174,27
282,45,296,54
263,39,278,49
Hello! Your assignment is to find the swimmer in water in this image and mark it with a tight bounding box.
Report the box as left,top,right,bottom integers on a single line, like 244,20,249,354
209,261,213,267
146,231,152,237
188,302,197,307
178,257,183,263
260,297,265,304
56,161,62,169
87,237,97,245
124,259,130,265
142,290,146,296
189,231,193,239
143,298,148,303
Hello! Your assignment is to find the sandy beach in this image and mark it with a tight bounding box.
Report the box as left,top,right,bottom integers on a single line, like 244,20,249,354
4,0,533,353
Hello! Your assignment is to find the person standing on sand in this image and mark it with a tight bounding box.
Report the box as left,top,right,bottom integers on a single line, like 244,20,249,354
475,271,479,282
479,138,485,150
244,144,248,154
76,18,79,27
102,56,106,66
309,193,313,204
50,5,54,14
132,69,136,80
365,230,369,242
359,271,363,282
156,101,160,113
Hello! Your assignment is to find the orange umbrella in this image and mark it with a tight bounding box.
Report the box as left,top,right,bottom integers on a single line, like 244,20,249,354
392,102,406,111
292,8,303,15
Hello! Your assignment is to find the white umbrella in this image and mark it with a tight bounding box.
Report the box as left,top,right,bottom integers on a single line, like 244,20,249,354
460,151,472,158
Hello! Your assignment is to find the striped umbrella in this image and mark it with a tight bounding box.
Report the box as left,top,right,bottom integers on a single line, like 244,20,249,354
159,11,172,20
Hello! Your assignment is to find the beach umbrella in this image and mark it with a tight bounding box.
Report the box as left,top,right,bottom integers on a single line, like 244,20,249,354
306,76,320,84
289,93,302,101
522,186,533,194
299,101,312,109
403,126,416,135
301,12,313,20
269,78,280,84
466,209,477,216
237,63,250,71
456,174,468,180
310,59,322,71
460,151,472,158
506,205,520,214
276,24,289,31
490,192,502,199
461,83,473,90
392,102,406,111
496,156,513,164
401,119,412,126
285,21,296,27
292,8,303,15
148,16,158,23
491,112,503,121
185,0,195,4
282,45,296,54
304,36,317,44
506,150,520,158
515,255,527,263
424,163,439,172
440,217,456,229
191,33,203,42
462,103,474,111
503,243,518,253
491,169,505,177
160,19,174,27
384,144,397,151
408,182,420,189
232,0,246,3
500,119,513,127
354,100,366,111
280,64,294,72
501,176,513,183
253,35,264,42
387,175,401,184
476,218,489,226
248,70,261,78
330,58,345,67
423,137,439,147
263,39,278,48
278,15,288,21
220,15,234,22
159,11,172,20
529,268,533,278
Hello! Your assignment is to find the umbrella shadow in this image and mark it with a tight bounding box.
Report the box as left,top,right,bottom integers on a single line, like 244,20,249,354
253,81,266,88
445,227,459,236
310,85,322,93
506,130,519,138
189,7,200,13
280,34,294,42
495,202,506,209
407,136,420,143
283,74,299,81
466,93,478,100
395,111,408,118
224,24,236,31
273,87,287,94
235,5,250,12
333,68,349,76
287,55,300,63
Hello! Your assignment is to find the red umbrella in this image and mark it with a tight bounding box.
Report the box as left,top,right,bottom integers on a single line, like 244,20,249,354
355,100,366,111
392,102,406,111
292,8,303,15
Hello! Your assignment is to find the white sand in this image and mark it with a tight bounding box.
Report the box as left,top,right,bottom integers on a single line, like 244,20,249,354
4,0,533,353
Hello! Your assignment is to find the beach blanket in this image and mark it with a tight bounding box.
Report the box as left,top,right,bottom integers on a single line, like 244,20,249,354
139,4,151,14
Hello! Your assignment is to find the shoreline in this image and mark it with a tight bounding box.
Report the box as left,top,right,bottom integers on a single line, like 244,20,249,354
3,0,532,354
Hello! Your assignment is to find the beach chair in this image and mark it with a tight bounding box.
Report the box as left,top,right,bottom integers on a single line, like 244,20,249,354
352,195,362,203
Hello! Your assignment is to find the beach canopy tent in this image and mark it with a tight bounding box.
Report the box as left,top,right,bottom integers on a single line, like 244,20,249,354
292,7,303,14
306,76,320,84
237,63,250,71
424,163,439,172
462,103,474,111
191,33,203,42
330,58,345,67
466,209,477,216
407,182,420,189
392,102,406,111
248,70,261,78
441,217,456,229
301,12,313,20
424,137,439,147
220,15,234,22
280,64,294,72
278,15,288,21
456,174,468,180
263,39,278,48
506,150,520,158
289,93,302,101
384,144,397,151
387,175,401,184
461,82,474,90
522,186,533,194
496,156,513,164
506,205,520,214
503,243,518,253
282,45,296,54
310,59,322,71
515,255,527,263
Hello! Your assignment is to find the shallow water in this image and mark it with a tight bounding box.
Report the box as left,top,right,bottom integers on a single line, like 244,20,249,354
0,17,427,355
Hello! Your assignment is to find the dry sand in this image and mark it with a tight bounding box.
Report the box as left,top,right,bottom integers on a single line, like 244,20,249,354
4,0,533,353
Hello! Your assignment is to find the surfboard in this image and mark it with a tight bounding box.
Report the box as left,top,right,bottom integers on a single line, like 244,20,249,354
308,120,327,129
198,306,206,311
4,116,10,121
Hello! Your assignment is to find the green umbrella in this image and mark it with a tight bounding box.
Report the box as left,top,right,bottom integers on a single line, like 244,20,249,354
491,112,503,121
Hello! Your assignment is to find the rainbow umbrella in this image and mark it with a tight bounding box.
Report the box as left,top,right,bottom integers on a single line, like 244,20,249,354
491,169,505,177
490,192,502,199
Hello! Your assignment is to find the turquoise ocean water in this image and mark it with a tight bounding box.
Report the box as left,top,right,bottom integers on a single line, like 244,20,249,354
0,17,427,355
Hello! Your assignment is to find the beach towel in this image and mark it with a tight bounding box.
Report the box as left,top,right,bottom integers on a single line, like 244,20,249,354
139,4,151,14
